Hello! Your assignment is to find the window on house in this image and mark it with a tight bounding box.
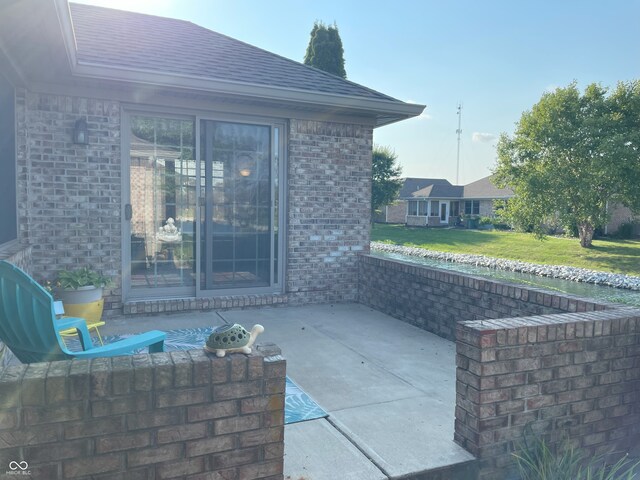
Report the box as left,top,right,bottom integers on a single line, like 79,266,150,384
430,200,439,217
0,73,17,247
418,201,428,216
408,201,418,216
450,201,460,217
464,200,480,215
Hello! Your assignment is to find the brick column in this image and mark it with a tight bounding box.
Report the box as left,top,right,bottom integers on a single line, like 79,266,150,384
455,310,640,479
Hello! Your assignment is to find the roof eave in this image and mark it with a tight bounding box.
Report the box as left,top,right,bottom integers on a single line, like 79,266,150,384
72,61,425,126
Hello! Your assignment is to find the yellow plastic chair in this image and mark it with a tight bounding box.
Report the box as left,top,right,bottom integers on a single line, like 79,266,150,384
55,300,105,345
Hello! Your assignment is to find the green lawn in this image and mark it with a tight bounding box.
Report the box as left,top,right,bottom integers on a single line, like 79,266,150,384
371,224,640,277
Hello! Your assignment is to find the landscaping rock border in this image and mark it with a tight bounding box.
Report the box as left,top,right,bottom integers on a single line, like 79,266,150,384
371,242,640,291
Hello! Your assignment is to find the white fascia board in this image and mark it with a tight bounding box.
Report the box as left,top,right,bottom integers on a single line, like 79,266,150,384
54,0,77,68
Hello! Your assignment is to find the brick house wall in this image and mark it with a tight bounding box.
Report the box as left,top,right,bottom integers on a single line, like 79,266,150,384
606,202,640,236
0,345,286,479
478,200,495,218
286,119,372,305
14,89,373,315
15,89,124,313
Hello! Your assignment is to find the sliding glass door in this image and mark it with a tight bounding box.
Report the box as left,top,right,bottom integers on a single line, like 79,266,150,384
124,115,196,298
123,113,284,300
199,120,283,293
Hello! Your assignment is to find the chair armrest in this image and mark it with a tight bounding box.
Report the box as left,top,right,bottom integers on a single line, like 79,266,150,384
72,330,166,358
55,317,95,350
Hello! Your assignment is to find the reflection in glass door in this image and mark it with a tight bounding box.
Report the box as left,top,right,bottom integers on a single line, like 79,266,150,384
200,120,281,292
126,115,196,297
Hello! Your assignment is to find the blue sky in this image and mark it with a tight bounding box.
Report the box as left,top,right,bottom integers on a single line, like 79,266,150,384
76,0,640,184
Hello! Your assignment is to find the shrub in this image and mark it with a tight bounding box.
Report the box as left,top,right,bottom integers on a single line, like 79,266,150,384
615,222,637,239
56,267,112,290
513,425,639,480
479,216,494,226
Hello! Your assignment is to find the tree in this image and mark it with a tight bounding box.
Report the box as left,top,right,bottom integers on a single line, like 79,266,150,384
372,145,403,220
303,21,347,78
494,81,640,248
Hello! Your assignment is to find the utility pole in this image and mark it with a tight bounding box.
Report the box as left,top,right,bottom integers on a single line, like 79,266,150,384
456,103,462,185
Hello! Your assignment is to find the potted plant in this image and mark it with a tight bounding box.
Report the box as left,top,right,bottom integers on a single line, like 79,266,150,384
55,267,112,323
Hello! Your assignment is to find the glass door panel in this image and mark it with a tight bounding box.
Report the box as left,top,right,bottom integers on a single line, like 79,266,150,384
200,120,276,291
127,116,196,295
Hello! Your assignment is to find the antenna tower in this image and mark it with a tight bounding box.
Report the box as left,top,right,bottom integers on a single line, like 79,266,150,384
456,103,463,184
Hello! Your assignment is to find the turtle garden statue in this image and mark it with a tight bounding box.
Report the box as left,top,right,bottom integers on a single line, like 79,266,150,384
204,323,264,357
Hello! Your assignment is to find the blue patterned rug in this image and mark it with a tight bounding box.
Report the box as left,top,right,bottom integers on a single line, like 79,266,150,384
64,326,328,425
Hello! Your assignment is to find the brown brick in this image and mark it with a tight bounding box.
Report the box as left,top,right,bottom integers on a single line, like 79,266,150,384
239,427,283,448
152,354,175,390
156,387,208,408
91,357,112,398
186,435,235,457
211,357,230,384
157,457,205,479
215,414,261,435
127,408,183,430
247,356,264,380
96,431,151,453
46,361,70,403
65,417,124,440
212,447,260,469
92,393,151,417
157,422,207,444
230,355,247,382
127,443,182,467
132,355,153,391
188,400,237,422
214,381,261,401
24,403,84,425
111,356,133,396
237,459,283,479
171,351,193,387
63,454,122,477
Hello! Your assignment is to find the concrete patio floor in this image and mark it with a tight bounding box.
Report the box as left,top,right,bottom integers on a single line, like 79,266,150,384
102,303,476,480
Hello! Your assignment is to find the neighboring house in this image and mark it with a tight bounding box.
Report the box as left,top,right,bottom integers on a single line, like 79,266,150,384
0,0,423,315
379,175,513,226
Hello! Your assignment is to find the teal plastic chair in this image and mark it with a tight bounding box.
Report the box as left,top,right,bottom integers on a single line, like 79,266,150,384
0,261,165,363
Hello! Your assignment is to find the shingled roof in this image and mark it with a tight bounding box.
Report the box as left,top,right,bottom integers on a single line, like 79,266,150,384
462,176,513,199
398,176,513,200
399,178,463,199
0,1,423,126
69,3,396,102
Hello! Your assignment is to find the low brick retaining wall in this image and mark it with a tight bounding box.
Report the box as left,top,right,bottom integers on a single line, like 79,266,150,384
0,345,285,480
358,254,608,341
358,254,640,479
457,309,640,479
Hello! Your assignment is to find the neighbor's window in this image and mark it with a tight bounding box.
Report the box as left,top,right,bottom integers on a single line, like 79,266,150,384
450,201,460,217
464,200,480,215
418,201,428,216
0,73,17,246
430,200,439,217
408,200,418,216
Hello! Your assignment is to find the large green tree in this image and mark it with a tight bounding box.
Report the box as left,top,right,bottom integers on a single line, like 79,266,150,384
303,21,347,78
494,81,640,248
372,145,402,220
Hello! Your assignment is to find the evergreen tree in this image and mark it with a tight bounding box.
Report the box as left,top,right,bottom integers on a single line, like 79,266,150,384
304,21,347,78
